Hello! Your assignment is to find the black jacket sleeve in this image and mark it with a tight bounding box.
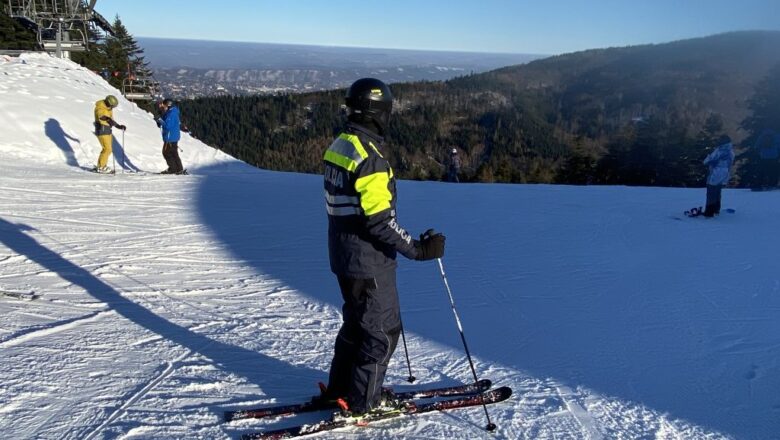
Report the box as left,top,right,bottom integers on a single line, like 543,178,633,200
99,115,119,128
365,209,419,260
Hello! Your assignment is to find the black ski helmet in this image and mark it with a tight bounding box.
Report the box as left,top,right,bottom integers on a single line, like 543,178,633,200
345,78,393,134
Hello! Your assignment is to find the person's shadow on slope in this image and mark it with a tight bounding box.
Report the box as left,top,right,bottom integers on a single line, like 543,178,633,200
194,167,481,390
44,118,80,168
111,134,142,172
0,216,323,435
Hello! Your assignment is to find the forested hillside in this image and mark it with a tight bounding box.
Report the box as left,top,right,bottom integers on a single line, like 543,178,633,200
182,31,780,187
0,11,37,50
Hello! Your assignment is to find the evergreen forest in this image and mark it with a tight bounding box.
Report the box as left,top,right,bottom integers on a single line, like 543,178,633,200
181,31,780,188
3,18,779,188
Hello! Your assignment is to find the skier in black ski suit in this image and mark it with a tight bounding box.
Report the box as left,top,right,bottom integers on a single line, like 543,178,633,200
322,78,445,416
448,148,461,182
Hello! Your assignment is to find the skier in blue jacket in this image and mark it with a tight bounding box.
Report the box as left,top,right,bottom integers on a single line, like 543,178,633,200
156,98,185,174
702,135,735,217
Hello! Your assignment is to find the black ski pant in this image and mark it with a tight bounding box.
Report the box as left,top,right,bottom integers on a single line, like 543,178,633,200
448,167,460,183
162,142,184,173
327,269,402,414
704,184,722,217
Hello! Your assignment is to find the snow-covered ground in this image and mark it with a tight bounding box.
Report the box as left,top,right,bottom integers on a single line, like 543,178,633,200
1,53,779,440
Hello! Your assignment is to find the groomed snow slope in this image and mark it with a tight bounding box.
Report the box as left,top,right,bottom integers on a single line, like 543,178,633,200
1,53,779,440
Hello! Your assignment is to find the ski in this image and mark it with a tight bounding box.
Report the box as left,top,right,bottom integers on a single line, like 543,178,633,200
241,386,512,440
157,169,188,175
225,379,491,422
0,290,39,300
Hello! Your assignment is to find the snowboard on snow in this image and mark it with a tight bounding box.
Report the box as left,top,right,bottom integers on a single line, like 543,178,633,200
673,207,735,220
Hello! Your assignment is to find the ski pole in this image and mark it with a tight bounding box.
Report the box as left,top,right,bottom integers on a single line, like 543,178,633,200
112,139,116,174
436,258,497,432
121,130,125,174
398,319,416,383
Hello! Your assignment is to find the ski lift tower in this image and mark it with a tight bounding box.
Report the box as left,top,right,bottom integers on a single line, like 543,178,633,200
4,0,114,59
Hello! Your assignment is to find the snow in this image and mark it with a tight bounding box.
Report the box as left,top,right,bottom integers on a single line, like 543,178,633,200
1,53,779,440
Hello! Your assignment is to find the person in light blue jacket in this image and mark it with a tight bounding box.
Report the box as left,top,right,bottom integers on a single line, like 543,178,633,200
156,98,185,174
702,135,735,217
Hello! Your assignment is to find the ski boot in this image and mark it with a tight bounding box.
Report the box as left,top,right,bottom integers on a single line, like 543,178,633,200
308,382,343,409
378,387,404,411
332,393,409,426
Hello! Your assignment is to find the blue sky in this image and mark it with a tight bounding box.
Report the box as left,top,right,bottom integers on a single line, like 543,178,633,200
97,0,780,54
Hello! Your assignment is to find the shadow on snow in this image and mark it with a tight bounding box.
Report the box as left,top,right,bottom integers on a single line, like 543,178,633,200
193,164,779,439
0,216,323,435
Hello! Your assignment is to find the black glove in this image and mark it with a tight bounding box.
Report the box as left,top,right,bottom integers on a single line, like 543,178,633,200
156,119,162,128
117,124,127,131
414,229,445,261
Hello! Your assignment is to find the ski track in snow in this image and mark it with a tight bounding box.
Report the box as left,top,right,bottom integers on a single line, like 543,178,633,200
2,52,777,440
554,385,604,440
0,309,111,348
82,350,193,440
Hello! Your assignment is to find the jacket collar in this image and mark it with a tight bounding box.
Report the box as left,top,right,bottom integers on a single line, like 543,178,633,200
346,122,384,144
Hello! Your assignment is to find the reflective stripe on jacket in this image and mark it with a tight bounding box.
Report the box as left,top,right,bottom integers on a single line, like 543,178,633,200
94,100,113,136
324,123,418,277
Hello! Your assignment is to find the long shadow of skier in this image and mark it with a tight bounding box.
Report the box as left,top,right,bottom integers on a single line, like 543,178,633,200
44,118,80,168
194,167,468,384
193,164,773,439
0,216,323,410
195,168,331,301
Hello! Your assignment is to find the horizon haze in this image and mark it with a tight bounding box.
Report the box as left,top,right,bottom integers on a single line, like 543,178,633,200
98,0,780,54
139,37,542,97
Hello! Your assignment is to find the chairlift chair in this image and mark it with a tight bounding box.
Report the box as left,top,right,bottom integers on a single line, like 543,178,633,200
4,0,114,58
122,76,161,101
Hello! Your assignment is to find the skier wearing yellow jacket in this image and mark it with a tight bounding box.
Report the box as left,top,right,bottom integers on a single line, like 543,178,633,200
93,95,126,173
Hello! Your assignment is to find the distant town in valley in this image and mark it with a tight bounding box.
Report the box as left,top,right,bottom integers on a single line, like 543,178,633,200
139,38,541,98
